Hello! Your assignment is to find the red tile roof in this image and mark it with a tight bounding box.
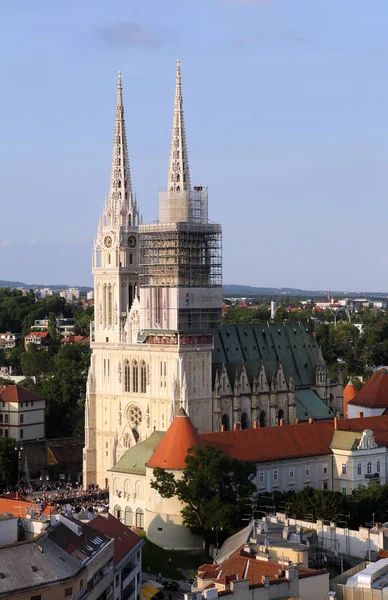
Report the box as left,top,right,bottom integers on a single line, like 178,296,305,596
147,408,204,469
344,383,358,418
0,497,52,518
348,370,388,408
201,415,388,464
0,385,45,403
146,413,388,470
197,546,326,588
25,331,49,339
90,513,142,565
62,335,90,344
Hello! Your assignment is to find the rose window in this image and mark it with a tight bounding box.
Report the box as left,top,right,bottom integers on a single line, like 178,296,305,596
128,405,142,427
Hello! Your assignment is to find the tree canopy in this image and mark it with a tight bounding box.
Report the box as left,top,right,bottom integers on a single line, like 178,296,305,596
151,444,256,549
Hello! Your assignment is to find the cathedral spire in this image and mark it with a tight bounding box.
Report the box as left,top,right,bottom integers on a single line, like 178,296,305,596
107,71,135,226
168,59,190,192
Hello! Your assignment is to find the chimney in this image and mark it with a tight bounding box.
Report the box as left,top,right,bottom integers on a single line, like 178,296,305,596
262,575,270,589
234,423,241,431
357,411,364,419
308,418,314,424
221,425,225,432
279,419,284,427
295,418,300,424
253,421,259,429
334,416,338,430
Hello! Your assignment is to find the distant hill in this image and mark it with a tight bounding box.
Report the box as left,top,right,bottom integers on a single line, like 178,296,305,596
223,284,388,298
0,280,93,291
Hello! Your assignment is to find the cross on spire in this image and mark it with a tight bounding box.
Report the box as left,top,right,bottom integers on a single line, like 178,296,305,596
168,59,190,192
106,71,136,227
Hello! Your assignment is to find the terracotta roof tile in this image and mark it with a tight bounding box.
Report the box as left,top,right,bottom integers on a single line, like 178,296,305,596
201,415,388,463
348,370,388,408
197,546,327,588
0,385,45,403
147,408,203,469
25,331,49,338
90,514,142,565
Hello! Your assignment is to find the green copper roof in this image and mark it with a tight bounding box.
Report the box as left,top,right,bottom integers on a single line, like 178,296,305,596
213,322,320,387
295,389,334,422
329,430,362,451
109,431,165,475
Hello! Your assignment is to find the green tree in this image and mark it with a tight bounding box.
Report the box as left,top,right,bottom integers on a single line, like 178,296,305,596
73,312,92,337
287,487,348,522
20,344,53,381
0,437,18,488
38,343,91,438
151,444,256,551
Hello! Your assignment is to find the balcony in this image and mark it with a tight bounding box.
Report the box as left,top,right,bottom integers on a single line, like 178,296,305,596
365,473,380,480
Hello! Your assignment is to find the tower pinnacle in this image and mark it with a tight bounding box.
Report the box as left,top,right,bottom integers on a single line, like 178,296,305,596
168,58,190,192
106,70,136,227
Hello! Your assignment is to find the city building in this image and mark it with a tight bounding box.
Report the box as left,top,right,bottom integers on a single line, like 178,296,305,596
89,513,143,600
347,369,388,418
194,545,329,600
330,428,387,494
31,317,75,338
343,382,358,418
0,332,19,349
0,385,45,441
109,409,388,550
84,61,222,489
212,323,342,430
24,331,51,350
84,62,339,490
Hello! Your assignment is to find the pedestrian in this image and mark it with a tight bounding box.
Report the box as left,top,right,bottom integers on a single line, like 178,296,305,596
157,572,162,583
147,565,151,576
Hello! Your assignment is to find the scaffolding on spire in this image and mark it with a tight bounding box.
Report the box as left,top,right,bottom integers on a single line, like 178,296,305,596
159,59,208,225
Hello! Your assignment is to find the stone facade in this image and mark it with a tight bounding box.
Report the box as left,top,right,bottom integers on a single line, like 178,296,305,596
83,61,342,490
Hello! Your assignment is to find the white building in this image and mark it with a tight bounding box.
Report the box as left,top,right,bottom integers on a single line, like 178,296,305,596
330,428,387,494
348,369,388,418
84,61,222,489
0,385,45,441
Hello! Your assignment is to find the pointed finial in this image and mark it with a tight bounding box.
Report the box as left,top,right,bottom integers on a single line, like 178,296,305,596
166,58,190,194
117,70,123,107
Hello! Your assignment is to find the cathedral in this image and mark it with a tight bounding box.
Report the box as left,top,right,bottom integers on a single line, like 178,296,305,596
83,61,343,489
84,61,222,488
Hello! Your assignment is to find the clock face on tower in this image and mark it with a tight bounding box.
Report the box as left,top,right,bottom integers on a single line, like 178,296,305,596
127,235,137,248
104,235,112,248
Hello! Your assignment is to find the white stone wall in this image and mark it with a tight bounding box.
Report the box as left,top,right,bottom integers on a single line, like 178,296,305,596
0,400,45,441
348,404,384,419
270,514,384,560
332,446,387,494
254,455,332,494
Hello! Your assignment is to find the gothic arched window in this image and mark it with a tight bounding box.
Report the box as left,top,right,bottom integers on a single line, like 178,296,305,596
241,412,249,430
132,360,139,392
125,507,133,526
136,508,144,529
124,360,130,392
222,414,230,431
123,433,131,448
259,410,266,428
140,361,147,393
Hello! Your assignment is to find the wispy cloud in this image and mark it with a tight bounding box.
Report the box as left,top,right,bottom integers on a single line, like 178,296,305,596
94,21,178,49
0,240,10,248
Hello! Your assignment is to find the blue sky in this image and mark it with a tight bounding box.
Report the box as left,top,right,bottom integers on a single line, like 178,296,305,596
1,0,388,290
